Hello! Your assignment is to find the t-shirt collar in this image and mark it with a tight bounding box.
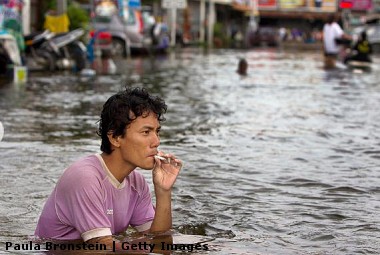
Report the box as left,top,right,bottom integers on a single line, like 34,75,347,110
95,153,126,189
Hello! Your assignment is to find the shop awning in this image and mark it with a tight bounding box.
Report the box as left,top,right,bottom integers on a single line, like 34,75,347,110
211,0,232,5
232,3,253,12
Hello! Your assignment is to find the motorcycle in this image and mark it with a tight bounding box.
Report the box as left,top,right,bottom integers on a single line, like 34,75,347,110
0,31,23,78
24,30,55,71
24,29,87,72
336,36,372,71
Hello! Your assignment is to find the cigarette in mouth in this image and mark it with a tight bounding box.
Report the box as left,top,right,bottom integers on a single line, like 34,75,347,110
154,155,170,163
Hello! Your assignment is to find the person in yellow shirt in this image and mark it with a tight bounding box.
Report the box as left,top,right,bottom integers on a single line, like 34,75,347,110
344,31,372,64
44,10,70,33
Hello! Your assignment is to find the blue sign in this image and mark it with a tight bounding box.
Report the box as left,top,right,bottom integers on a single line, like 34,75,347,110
128,0,141,8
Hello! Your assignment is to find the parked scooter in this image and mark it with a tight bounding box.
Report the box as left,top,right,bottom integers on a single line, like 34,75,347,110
24,28,87,72
0,31,22,78
24,30,55,71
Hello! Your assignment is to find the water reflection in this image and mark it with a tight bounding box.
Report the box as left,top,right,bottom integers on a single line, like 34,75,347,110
0,48,379,254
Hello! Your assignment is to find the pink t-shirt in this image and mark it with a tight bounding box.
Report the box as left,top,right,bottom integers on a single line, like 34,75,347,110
35,154,155,241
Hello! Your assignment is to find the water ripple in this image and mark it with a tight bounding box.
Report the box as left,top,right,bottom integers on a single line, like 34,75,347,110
1,49,379,254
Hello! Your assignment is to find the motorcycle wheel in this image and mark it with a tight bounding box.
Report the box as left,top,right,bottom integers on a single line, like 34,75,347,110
37,50,56,72
69,43,86,72
111,38,127,58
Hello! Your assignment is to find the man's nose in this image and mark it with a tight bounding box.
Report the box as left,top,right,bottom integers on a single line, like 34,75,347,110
152,133,160,147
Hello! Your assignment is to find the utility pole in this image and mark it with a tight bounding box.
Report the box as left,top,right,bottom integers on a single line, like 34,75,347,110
342,9,351,32
199,0,206,43
207,0,215,48
56,0,67,15
22,0,31,35
170,8,177,47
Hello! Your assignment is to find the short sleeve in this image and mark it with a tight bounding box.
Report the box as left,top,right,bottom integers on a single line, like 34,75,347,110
334,23,344,38
129,173,155,232
55,167,112,241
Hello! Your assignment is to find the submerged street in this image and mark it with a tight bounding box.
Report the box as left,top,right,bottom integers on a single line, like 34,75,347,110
0,48,380,254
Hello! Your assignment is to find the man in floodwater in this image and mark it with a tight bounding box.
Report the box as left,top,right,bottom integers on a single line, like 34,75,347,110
35,87,182,250
323,14,351,68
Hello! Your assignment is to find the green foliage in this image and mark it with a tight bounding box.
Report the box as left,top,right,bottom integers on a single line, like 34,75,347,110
213,22,229,48
141,0,160,4
47,0,57,10
67,1,90,30
213,22,224,38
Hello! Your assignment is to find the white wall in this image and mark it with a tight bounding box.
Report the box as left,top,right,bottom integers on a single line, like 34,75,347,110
22,0,30,35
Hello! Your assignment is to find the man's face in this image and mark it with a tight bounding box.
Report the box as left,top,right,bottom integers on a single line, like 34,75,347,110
118,112,161,170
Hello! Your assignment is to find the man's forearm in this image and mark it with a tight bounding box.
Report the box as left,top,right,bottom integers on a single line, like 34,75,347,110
150,189,172,233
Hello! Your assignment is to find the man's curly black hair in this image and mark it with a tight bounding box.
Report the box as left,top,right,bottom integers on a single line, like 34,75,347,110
97,87,167,154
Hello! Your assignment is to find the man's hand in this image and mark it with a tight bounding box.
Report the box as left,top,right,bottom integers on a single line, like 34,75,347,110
149,151,181,233
152,152,181,192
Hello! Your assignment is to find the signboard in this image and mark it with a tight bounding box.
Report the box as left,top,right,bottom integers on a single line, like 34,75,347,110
258,0,277,8
128,0,141,8
351,0,372,10
0,0,24,51
162,0,187,9
0,0,23,29
339,0,353,8
277,0,337,11
311,0,337,12
339,0,373,10
279,0,306,8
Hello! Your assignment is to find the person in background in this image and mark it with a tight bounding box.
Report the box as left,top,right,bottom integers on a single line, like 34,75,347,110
279,27,287,41
344,31,372,64
315,0,323,8
237,58,248,76
323,14,351,67
35,87,182,251
150,17,159,46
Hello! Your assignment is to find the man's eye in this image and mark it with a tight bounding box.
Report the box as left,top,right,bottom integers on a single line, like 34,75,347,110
143,130,150,135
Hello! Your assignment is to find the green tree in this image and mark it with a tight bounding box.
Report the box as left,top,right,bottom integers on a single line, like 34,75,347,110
67,1,90,30
141,0,160,4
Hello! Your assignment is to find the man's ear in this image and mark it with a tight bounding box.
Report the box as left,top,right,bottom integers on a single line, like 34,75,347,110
107,132,121,148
